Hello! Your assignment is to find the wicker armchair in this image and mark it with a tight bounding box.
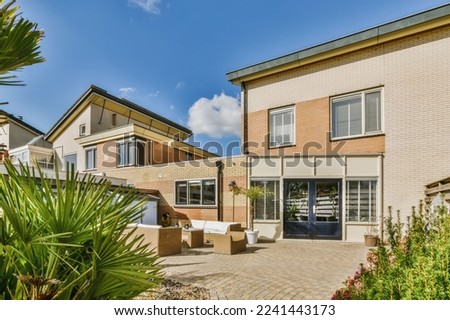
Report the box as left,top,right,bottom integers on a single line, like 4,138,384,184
213,231,247,255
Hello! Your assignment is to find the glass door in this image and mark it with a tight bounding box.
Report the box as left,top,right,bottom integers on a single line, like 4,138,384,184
283,179,342,240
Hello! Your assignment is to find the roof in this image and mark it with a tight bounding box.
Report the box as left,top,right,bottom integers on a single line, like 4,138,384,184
45,85,192,142
0,110,44,135
227,4,450,84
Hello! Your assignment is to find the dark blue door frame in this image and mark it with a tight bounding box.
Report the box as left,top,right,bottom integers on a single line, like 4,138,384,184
283,179,342,240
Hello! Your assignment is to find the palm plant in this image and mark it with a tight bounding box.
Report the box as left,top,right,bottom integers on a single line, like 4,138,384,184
0,0,45,86
0,160,161,299
235,185,269,231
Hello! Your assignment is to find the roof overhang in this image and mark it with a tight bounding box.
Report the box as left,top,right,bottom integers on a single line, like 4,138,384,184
45,85,192,143
227,4,450,84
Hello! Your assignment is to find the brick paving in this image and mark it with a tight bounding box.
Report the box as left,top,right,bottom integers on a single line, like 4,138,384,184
159,240,369,300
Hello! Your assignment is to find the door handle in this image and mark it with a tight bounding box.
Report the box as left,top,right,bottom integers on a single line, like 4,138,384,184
313,205,316,214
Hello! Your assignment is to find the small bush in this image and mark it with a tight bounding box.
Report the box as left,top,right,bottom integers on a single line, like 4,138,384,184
333,200,450,299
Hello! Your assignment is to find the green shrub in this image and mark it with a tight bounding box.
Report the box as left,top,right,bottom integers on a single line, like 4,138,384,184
333,200,450,300
0,160,162,299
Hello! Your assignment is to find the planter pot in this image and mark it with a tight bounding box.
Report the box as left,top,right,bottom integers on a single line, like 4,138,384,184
245,229,259,244
364,234,379,247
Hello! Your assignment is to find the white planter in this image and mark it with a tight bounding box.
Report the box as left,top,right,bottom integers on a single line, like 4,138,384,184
245,229,259,244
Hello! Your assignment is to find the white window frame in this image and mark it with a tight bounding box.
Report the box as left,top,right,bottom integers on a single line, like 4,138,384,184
269,106,295,148
79,124,86,136
85,147,97,170
63,153,77,171
346,179,378,223
331,88,384,140
251,179,280,221
174,178,217,207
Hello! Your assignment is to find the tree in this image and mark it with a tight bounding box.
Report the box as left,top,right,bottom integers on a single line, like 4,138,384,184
0,0,45,86
0,160,161,299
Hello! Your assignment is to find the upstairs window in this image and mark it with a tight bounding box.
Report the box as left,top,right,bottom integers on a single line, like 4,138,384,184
79,124,86,136
85,148,97,170
269,106,294,147
117,139,146,167
331,89,382,139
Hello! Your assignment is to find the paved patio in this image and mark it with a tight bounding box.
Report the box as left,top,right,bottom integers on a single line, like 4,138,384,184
159,240,369,300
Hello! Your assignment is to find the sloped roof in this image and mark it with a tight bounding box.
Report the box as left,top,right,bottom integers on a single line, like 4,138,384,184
0,110,44,135
45,85,192,142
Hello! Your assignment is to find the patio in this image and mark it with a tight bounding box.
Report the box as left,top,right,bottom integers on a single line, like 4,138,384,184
159,240,369,300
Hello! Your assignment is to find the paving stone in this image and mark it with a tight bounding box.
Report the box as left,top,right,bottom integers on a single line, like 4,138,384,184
160,241,368,300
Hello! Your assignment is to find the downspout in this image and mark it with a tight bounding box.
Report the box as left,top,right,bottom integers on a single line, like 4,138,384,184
216,160,224,221
241,81,250,228
241,82,248,154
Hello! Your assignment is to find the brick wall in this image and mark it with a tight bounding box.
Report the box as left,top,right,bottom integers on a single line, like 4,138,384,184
243,24,450,220
102,156,249,226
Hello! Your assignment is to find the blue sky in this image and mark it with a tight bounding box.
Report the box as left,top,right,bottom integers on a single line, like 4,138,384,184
2,0,449,156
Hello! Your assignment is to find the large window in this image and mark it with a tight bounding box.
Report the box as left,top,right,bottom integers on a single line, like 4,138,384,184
346,180,377,222
175,179,216,206
117,139,146,167
269,107,294,147
251,180,280,220
85,148,97,170
332,89,382,139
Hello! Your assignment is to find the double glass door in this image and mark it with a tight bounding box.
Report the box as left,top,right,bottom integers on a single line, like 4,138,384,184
283,179,342,239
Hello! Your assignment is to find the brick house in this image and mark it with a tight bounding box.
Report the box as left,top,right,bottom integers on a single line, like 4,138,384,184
226,4,450,241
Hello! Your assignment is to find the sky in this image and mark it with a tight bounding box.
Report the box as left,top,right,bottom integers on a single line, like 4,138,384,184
2,0,449,156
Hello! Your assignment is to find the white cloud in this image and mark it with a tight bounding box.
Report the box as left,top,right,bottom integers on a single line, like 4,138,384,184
175,81,185,90
128,0,161,15
119,87,136,96
188,93,241,138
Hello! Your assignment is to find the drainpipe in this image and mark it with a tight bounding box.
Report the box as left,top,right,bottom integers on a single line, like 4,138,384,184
241,82,248,154
216,160,224,221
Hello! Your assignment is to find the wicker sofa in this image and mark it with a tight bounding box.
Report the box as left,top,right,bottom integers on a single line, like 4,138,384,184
124,224,182,257
189,220,242,242
213,231,247,254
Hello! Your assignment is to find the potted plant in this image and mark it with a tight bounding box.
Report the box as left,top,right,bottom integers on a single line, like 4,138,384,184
364,225,379,247
235,185,270,244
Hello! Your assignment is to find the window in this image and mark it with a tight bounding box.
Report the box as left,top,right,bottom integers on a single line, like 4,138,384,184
269,107,294,147
331,89,382,139
346,180,377,222
79,124,86,136
175,179,216,206
251,180,280,220
117,139,146,167
64,153,77,171
85,148,97,170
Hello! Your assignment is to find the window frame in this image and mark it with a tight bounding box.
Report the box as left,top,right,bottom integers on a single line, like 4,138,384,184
85,147,97,170
269,106,295,148
346,179,378,223
251,179,280,221
117,138,146,167
79,124,86,136
330,88,384,140
63,153,77,171
175,178,217,207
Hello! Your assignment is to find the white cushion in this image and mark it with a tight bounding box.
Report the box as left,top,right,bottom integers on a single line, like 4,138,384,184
190,220,206,229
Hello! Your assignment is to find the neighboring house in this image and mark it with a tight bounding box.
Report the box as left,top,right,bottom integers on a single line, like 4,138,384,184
0,110,44,161
45,85,216,173
226,4,450,241
9,135,54,169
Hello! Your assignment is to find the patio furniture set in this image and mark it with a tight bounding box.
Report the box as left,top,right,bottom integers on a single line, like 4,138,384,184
125,220,247,257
